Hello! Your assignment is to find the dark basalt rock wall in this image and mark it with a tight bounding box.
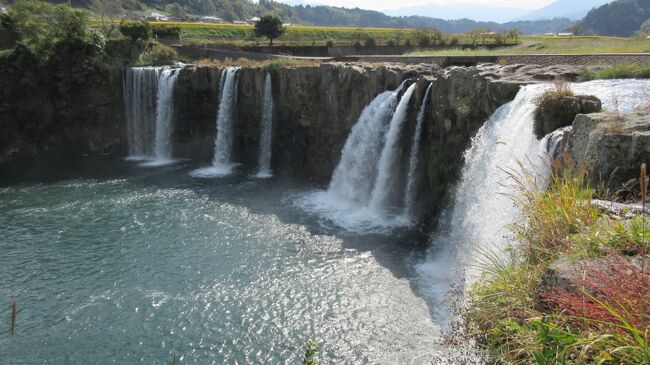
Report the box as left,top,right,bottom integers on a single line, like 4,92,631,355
4,61,562,224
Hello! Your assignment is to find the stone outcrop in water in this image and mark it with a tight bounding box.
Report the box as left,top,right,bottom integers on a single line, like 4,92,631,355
563,111,650,193
533,94,602,139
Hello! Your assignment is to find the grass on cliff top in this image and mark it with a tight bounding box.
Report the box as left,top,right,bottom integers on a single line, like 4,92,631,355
578,64,650,80
408,36,650,56
463,159,650,364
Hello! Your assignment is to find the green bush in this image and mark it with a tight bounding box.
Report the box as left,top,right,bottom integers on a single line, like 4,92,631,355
119,21,152,42
595,64,650,79
363,36,377,48
152,24,181,38
138,42,178,66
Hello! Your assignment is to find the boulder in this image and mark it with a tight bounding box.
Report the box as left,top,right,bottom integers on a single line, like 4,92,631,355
533,94,602,139
563,111,650,193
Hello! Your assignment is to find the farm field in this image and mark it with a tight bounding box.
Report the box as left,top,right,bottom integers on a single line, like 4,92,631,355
408,36,650,55
139,21,510,47
91,21,650,54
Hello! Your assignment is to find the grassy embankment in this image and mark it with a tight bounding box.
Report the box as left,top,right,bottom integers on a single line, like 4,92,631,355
409,36,650,55
463,86,649,363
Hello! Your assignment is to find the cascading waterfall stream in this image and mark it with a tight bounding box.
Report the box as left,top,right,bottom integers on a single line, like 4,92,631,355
327,83,405,205
297,81,421,232
403,83,433,221
147,68,179,166
415,79,650,324
256,73,274,178
192,67,240,177
123,67,179,166
123,67,161,160
369,83,417,213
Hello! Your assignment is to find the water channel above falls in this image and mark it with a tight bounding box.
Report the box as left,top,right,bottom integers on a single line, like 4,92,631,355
0,158,441,364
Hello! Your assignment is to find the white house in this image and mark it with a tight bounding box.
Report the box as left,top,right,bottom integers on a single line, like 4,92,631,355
146,12,169,21
558,32,574,37
199,16,224,23
245,17,260,24
232,20,247,25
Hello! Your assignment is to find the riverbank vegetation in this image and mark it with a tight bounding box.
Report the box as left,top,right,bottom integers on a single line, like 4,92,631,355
463,157,650,363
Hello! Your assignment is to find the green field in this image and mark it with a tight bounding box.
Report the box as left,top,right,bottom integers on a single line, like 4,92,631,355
143,21,506,47
407,36,650,55
90,20,650,54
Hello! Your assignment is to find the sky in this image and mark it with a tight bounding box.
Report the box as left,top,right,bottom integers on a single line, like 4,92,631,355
278,0,556,11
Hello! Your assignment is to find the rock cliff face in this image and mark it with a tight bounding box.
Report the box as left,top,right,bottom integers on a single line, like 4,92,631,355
2,61,586,224
533,94,602,139
563,111,650,193
0,67,125,164
171,63,526,222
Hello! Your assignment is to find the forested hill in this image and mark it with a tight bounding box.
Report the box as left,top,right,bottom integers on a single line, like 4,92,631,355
9,0,576,34
576,0,650,37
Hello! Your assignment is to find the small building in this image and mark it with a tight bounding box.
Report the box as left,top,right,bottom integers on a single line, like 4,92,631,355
245,17,260,25
558,32,574,37
199,16,224,23
146,12,169,21
232,20,247,25
544,32,555,36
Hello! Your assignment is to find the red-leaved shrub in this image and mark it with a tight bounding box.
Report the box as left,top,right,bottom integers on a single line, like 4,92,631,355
540,255,650,333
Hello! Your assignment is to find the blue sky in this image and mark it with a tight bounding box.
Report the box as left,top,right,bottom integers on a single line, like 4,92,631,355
276,0,556,11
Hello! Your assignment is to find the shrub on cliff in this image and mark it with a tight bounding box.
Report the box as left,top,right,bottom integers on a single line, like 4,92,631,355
138,42,178,66
119,21,152,43
533,81,601,139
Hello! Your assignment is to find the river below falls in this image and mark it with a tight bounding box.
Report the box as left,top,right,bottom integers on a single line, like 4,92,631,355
0,156,448,364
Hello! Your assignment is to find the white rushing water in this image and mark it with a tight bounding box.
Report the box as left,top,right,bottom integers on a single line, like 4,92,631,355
369,83,417,213
124,67,161,160
404,83,433,221
145,68,179,166
256,73,274,178
416,79,650,322
193,67,240,178
124,67,179,166
297,81,423,233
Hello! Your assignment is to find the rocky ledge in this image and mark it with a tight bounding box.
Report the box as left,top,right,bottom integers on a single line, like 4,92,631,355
563,111,650,193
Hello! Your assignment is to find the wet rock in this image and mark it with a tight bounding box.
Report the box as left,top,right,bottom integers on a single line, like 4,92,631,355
563,111,650,193
534,94,602,139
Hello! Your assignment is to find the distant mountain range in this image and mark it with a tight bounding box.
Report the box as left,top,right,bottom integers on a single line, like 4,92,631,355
576,0,650,36
386,3,530,23
386,0,614,23
516,0,612,21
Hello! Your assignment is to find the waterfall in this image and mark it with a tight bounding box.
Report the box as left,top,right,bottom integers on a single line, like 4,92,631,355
327,83,405,205
256,73,274,178
148,68,179,166
296,81,415,233
124,67,161,160
192,67,240,178
404,83,433,220
546,126,572,159
415,79,650,321
369,83,417,213
123,67,179,166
